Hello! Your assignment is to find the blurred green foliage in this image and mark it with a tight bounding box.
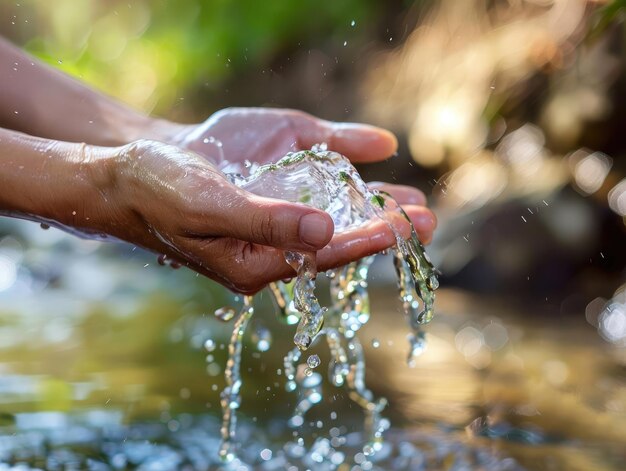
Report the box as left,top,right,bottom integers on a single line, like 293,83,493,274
589,0,626,40
4,0,379,115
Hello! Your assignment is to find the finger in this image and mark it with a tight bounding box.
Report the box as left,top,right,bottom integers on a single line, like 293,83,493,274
368,182,427,206
402,205,437,245
190,188,335,252
175,236,291,294
288,111,398,163
193,220,400,293
176,207,434,294
317,219,400,269
316,210,436,271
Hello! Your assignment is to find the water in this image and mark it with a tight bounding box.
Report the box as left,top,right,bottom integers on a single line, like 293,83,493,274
0,156,623,469
214,147,439,463
214,307,236,323
0,246,622,471
218,296,254,463
251,321,272,352
0,411,525,470
307,354,321,369
234,148,438,355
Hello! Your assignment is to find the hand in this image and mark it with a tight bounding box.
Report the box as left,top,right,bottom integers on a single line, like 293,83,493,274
164,107,436,242
85,139,433,294
0,107,434,294
169,107,399,167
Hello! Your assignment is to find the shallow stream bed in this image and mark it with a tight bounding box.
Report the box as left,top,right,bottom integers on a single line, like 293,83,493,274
0,222,623,470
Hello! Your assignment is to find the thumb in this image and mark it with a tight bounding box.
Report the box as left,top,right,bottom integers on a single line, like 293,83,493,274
221,193,334,251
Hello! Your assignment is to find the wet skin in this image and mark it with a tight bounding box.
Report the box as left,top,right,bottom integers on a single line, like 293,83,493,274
0,38,436,294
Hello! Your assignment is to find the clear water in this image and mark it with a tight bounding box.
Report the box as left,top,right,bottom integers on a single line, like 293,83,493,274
0,157,623,470
213,148,439,463
0,411,525,470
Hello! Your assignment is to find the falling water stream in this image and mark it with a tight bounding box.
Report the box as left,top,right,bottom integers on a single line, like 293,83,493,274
0,156,622,470
214,147,439,464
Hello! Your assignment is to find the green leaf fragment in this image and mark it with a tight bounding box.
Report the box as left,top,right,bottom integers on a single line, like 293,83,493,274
370,194,386,209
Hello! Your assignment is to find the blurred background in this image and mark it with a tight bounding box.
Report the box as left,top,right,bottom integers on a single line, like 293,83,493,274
0,0,625,470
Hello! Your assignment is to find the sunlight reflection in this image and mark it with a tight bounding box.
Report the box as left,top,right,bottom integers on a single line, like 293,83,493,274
365,0,593,167
608,178,626,217
570,150,613,195
586,283,626,347
0,254,17,292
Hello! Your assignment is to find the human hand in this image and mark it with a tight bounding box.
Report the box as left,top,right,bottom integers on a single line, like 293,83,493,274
164,107,436,243
169,107,398,167
78,139,431,293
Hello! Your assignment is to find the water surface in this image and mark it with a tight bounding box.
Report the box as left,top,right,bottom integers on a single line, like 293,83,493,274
0,220,623,470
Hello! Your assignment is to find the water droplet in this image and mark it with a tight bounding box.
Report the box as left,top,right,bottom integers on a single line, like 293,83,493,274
208,363,222,377
343,41,348,47
251,323,272,352
307,354,321,369
371,338,380,349
204,339,216,352
214,306,236,322
350,20,356,27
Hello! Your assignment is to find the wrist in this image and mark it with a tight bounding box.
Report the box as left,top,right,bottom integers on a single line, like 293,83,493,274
44,143,124,236
121,117,191,146
0,128,119,232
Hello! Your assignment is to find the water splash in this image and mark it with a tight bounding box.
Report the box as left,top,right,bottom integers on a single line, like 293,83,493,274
284,251,327,350
218,296,254,463
215,147,439,462
237,148,437,343
268,280,299,325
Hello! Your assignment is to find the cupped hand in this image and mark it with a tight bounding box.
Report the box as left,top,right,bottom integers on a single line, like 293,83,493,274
93,139,433,294
169,107,398,166
165,107,436,243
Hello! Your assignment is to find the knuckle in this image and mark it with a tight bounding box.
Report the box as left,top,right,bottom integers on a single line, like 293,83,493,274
284,109,316,129
285,108,312,120
250,210,276,246
210,107,235,123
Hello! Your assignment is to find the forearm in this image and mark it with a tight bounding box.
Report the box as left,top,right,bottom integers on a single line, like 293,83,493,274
0,37,183,146
0,127,115,229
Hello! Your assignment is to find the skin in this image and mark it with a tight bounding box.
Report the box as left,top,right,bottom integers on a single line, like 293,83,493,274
0,38,436,294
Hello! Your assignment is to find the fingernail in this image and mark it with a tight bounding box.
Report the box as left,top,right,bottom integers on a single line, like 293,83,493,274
299,213,332,248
